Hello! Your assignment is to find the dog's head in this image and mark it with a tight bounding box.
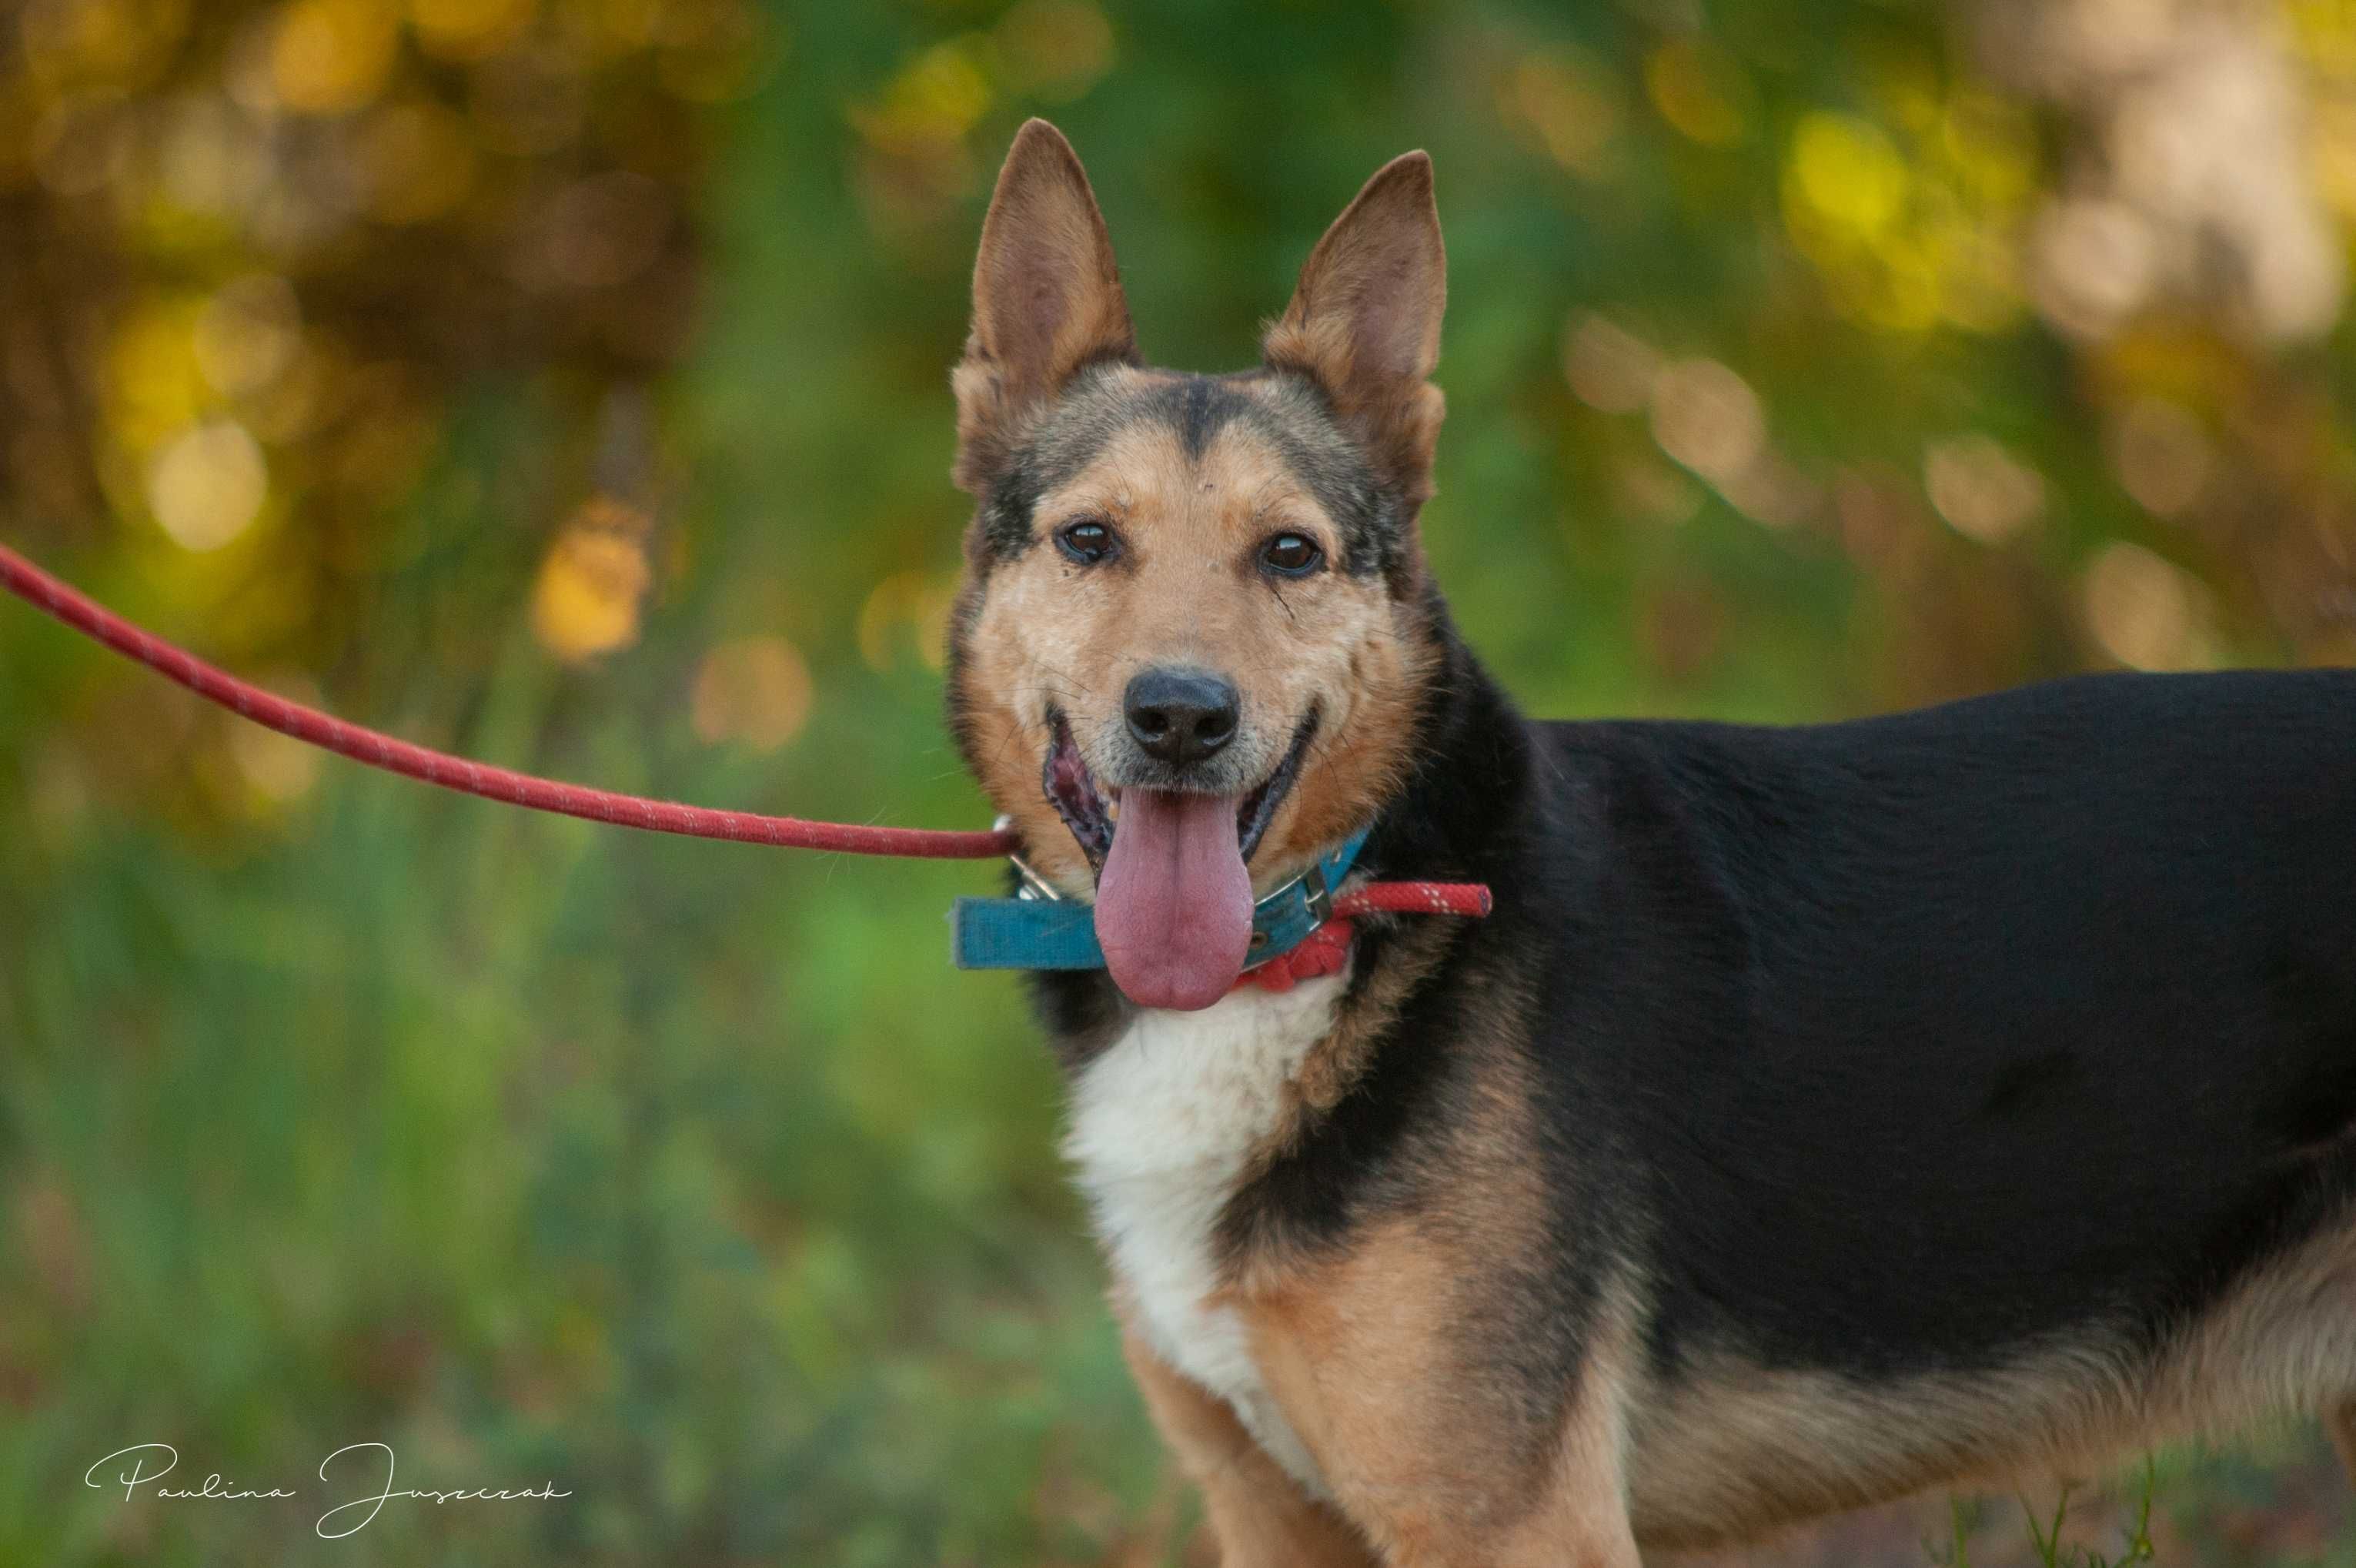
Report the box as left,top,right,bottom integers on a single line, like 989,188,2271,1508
945,120,1447,1011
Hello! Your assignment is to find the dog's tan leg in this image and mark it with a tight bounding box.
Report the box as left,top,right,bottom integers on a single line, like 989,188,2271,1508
1342,1440,1642,1568
1123,1329,1382,1568
2331,1399,2356,1486
1285,1364,1643,1568
1239,1220,1645,1568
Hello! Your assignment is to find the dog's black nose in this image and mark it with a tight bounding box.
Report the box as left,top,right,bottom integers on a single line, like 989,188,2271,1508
1124,667,1239,767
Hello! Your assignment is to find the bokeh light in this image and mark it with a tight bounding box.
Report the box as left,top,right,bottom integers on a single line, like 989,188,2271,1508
146,420,269,550
1924,434,2046,546
690,636,814,751
531,505,652,662
2084,540,2220,670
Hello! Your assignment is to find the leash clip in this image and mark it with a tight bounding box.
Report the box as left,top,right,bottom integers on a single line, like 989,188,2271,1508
994,814,1067,902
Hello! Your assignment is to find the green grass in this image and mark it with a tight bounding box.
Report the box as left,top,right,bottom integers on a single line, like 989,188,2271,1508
1930,1463,2158,1568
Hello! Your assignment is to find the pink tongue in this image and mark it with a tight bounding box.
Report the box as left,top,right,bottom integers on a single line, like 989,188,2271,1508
1094,788,1253,1011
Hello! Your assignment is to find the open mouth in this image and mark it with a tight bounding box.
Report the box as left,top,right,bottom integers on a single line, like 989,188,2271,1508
1041,708,1318,1011
1041,709,1315,873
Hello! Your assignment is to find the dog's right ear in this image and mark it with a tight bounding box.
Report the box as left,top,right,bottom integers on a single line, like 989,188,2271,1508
952,119,1136,492
1262,152,1446,510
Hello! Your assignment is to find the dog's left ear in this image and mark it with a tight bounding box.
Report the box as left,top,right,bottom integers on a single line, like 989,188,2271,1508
953,119,1137,492
1262,152,1447,509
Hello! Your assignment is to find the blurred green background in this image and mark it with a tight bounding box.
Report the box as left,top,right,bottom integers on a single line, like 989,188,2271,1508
4,0,2356,1563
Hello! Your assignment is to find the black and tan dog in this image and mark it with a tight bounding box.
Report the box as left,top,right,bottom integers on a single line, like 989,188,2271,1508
942,119,2356,1565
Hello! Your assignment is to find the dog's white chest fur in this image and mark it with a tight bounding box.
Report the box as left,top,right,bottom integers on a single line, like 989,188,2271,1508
1064,971,1348,1494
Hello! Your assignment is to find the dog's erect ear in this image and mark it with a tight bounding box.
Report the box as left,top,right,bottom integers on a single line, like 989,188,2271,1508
953,119,1136,491
1262,152,1446,507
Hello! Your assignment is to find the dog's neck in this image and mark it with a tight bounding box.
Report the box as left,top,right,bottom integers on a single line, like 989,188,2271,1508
1359,586,1534,901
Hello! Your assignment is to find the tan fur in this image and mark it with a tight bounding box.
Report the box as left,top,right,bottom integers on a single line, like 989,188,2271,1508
1238,1237,1640,1568
953,394,1429,898
1123,1322,1383,1568
1219,1031,1642,1568
1212,1187,2356,1561
1625,1215,2356,1550
953,119,1136,491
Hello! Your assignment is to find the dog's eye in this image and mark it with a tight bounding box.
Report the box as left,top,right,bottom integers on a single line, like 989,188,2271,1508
1259,532,1323,577
1055,520,1117,565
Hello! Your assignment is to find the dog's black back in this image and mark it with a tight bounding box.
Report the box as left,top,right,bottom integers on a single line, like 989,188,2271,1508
1330,666,2356,1390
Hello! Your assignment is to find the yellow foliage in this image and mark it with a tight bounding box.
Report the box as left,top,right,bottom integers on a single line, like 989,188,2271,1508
1783,101,2033,334
270,0,400,115
406,0,533,62
532,527,651,663
147,420,269,552
1645,38,1749,148
18,0,189,92
106,295,209,449
850,38,991,155
1790,112,1907,239
358,99,477,222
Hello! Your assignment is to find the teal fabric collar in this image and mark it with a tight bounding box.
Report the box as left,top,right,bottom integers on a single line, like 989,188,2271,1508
951,824,1374,974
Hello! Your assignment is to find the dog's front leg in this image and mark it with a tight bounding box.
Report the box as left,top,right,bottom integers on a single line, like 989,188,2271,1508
1122,1329,1382,1568
1309,1409,1643,1568
2332,1399,2356,1489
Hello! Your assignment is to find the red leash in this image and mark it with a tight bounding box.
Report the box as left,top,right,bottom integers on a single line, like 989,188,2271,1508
0,542,1490,924
0,542,1011,859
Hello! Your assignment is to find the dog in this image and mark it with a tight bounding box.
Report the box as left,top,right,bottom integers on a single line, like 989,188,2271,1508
941,119,2356,1565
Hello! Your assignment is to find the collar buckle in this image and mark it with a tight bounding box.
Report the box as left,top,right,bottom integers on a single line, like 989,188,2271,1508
1300,861,1333,924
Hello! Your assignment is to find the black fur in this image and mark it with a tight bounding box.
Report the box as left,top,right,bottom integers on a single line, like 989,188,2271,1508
975,395,2356,1456
1208,648,2356,1398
